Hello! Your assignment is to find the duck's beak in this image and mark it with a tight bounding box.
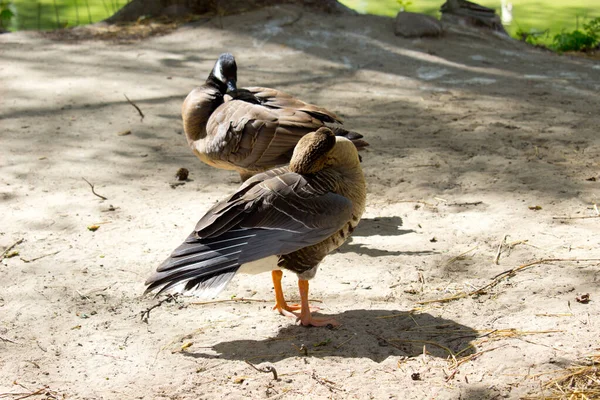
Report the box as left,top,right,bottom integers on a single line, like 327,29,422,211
226,79,237,92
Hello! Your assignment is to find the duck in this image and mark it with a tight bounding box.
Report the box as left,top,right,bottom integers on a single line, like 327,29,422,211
145,127,366,327
182,53,368,181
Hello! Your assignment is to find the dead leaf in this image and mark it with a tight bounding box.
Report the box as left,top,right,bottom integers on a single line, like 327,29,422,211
117,129,131,136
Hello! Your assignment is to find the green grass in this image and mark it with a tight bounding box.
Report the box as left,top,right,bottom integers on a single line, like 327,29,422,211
340,0,600,45
6,0,127,31
4,0,600,45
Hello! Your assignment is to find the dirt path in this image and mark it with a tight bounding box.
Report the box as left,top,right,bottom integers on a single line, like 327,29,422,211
1,5,599,399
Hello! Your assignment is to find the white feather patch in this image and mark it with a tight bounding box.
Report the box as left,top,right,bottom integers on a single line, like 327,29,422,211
238,255,280,275
213,60,225,83
158,271,237,299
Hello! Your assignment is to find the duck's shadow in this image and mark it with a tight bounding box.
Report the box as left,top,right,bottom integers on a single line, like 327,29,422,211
181,309,477,363
337,217,438,257
351,216,408,236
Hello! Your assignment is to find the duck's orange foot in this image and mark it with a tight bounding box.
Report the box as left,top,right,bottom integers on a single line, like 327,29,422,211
273,302,320,313
273,303,300,319
298,314,340,328
271,270,320,319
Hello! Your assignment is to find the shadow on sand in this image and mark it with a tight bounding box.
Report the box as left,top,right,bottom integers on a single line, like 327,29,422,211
181,309,478,363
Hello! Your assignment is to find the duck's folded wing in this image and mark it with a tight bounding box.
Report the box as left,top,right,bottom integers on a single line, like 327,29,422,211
236,88,368,152
145,171,353,296
206,100,327,169
243,86,342,124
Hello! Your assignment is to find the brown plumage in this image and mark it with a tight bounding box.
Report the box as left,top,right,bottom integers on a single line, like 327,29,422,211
145,127,366,327
182,53,368,181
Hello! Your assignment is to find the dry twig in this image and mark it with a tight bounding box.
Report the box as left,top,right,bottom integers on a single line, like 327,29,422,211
494,234,508,265
0,385,59,400
447,201,483,207
140,294,180,323
419,258,600,305
311,371,343,392
82,177,108,200
124,94,144,120
0,336,20,345
524,353,600,400
552,215,600,220
20,250,61,263
1,238,24,261
366,331,409,355
446,244,480,266
190,298,270,305
245,360,278,380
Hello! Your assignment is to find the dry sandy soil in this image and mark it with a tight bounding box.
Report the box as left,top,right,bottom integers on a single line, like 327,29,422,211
1,5,599,399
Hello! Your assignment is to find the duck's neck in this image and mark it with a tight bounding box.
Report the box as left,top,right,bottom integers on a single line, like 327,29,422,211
206,73,227,94
316,166,366,217
335,166,366,217
182,83,225,144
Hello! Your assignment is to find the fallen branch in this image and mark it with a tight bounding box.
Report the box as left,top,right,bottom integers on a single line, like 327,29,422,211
419,258,600,305
140,294,179,323
82,178,108,200
0,336,20,345
124,94,144,121
552,215,600,220
0,385,58,400
447,201,483,207
310,371,343,392
20,250,61,263
1,238,24,261
245,360,278,380
190,298,270,306
366,331,409,355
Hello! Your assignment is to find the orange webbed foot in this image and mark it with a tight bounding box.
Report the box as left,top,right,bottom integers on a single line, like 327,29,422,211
297,314,340,328
296,279,339,328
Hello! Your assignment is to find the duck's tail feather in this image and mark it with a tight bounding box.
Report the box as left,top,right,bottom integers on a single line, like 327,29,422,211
328,126,369,150
144,231,245,298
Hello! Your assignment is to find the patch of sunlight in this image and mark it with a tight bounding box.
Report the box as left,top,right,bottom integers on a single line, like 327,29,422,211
340,0,600,45
8,0,125,31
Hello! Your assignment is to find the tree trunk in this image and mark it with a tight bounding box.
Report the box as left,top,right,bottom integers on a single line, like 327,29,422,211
105,0,354,23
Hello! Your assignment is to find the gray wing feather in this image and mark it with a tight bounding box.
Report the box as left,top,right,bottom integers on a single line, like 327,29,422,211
145,169,353,296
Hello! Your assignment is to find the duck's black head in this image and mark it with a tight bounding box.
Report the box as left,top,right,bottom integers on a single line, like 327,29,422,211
208,53,237,93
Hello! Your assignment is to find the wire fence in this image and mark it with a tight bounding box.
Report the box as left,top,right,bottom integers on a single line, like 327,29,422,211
8,0,132,30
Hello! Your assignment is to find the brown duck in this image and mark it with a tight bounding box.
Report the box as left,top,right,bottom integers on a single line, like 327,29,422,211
145,127,366,327
182,53,368,181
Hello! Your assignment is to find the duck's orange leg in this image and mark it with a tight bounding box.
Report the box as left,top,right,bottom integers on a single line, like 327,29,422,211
272,271,321,319
297,279,339,327
272,270,302,317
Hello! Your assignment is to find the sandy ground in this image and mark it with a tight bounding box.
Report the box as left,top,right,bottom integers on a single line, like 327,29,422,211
1,5,599,399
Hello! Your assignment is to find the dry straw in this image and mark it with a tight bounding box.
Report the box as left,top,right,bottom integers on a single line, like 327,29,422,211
524,353,600,400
